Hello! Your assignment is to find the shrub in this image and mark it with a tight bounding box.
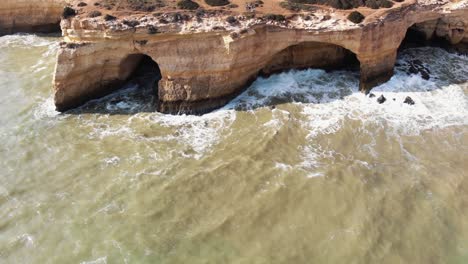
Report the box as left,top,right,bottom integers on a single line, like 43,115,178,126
264,14,286,22
347,11,365,24
365,0,393,8
104,14,117,21
123,20,140,27
177,0,200,10
243,12,256,19
284,0,394,10
148,25,158,34
205,0,230,6
171,13,190,22
62,7,76,19
89,11,102,18
379,0,394,8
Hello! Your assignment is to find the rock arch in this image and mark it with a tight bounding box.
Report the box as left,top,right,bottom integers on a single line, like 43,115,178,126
154,27,364,114
53,11,467,115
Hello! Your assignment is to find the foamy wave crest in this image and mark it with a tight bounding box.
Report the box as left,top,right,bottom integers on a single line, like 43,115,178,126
225,47,467,177
147,110,236,159
76,89,237,159
229,47,467,137
33,97,61,119
225,68,358,111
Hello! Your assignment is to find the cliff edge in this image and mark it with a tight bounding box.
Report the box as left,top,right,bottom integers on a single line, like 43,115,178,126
5,0,467,114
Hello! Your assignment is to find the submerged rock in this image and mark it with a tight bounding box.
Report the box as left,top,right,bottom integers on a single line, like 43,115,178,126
408,60,431,80
377,95,386,104
403,96,415,105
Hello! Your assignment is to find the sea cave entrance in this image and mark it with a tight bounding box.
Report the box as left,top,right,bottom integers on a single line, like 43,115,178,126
399,19,466,53
399,20,442,50
120,53,161,95
395,19,462,82
102,53,162,113
260,42,360,77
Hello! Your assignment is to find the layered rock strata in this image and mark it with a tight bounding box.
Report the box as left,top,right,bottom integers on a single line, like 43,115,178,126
51,1,468,114
0,0,69,35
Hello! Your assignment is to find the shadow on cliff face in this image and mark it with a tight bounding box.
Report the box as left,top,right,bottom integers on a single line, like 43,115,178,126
67,55,161,115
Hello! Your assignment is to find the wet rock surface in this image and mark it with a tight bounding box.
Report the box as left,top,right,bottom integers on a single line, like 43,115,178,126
407,59,431,80
404,96,415,105
377,95,387,104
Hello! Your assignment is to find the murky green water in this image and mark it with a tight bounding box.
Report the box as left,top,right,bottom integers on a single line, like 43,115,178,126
0,34,467,264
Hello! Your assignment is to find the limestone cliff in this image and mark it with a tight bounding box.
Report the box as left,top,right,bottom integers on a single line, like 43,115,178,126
0,0,70,35
41,1,468,113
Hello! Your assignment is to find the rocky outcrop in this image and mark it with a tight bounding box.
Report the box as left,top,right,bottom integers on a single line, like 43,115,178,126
51,0,467,114
0,0,69,35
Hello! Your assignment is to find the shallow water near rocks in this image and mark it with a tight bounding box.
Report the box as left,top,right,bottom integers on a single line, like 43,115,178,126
0,34,467,264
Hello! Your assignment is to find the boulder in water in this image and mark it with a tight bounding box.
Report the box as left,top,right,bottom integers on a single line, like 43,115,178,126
377,95,386,104
403,96,415,105
407,60,431,80
368,93,376,98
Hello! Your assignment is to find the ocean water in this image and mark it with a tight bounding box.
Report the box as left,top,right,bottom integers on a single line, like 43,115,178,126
0,34,467,264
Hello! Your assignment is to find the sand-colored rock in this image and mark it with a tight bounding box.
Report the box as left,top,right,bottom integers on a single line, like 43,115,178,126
45,1,468,113
0,0,70,35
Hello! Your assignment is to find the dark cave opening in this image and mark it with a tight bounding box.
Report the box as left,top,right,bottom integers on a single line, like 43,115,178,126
122,54,162,96
399,22,467,54
71,54,162,114
260,41,360,78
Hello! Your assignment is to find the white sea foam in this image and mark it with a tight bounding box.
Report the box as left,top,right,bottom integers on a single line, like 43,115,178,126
0,34,58,48
31,46,467,167
224,47,467,176
33,97,61,119
81,257,107,264
229,47,467,137
147,110,236,159
17,234,34,247
275,162,293,171
74,82,237,159
104,156,121,166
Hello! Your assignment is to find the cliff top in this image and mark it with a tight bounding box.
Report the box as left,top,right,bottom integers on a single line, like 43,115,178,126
71,0,462,16
62,0,464,37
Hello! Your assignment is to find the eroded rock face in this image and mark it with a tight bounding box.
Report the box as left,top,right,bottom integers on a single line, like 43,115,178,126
410,13,468,52
52,0,467,114
0,0,69,35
